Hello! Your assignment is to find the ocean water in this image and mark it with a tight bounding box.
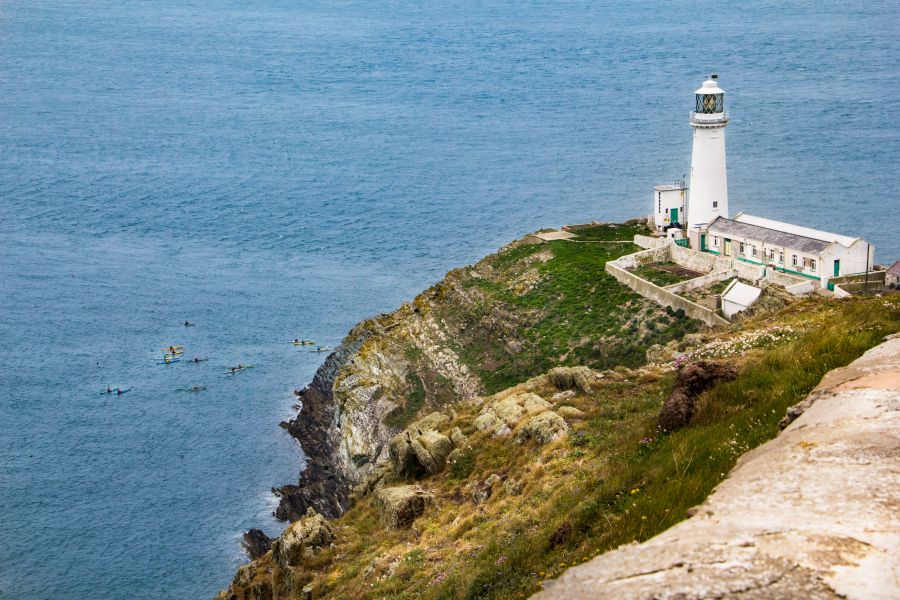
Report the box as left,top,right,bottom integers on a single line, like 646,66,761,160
1,0,897,598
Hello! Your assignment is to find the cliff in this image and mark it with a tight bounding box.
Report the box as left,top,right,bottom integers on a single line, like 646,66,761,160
273,221,697,521
218,222,899,600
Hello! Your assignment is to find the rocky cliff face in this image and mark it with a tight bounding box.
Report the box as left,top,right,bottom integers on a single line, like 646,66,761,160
272,223,683,523
275,275,484,521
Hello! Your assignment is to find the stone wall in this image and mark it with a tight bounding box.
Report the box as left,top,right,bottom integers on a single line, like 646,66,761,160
606,260,729,328
633,234,670,250
665,270,736,294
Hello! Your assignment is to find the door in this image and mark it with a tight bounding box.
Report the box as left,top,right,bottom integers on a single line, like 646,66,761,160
724,239,732,256
700,234,706,251
670,208,678,223
833,259,840,277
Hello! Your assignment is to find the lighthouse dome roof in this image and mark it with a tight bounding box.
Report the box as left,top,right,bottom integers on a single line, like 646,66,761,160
695,78,724,95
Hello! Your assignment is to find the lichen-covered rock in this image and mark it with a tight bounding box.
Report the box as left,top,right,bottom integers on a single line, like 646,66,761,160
547,366,597,394
474,391,552,436
493,397,525,426
272,507,336,568
449,426,467,448
520,392,552,413
374,485,435,529
503,478,523,496
516,411,569,444
388,413,454,478
468,480,493,505
557,406,586,419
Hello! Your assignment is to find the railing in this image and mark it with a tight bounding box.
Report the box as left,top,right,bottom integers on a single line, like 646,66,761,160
690,111,728,125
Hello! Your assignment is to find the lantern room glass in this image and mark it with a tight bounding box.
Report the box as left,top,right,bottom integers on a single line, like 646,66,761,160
695,93,724,114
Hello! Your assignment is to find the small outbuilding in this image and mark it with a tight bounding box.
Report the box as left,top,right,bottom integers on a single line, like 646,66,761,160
886,260,900,289
721,279,762,319
652,181,687,233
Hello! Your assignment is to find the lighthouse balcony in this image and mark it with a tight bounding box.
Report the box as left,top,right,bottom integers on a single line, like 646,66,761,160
690,111,728,126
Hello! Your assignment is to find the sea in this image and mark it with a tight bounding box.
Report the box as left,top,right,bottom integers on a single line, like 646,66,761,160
0,1,897,598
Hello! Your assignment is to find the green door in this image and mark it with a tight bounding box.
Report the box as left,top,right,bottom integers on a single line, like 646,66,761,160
833,259,840,277
670,208,678,223
700,234,706,251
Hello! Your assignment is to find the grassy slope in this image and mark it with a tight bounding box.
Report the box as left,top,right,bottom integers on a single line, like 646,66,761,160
304,295,899,599
422,222,698,397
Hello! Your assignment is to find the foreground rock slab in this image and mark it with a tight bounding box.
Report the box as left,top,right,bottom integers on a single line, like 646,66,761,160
534,335,900,600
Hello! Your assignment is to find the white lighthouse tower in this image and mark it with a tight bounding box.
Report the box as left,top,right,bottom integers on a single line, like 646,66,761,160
687,75,729,249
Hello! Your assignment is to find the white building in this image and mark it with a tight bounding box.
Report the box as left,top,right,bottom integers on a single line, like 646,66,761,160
686,75,729,247
650,75,875,291
652,181,687,232
721,279,762,319
704,213,874,289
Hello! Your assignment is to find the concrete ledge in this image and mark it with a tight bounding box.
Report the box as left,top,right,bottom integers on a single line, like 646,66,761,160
533,336,900,600
665,270,736,294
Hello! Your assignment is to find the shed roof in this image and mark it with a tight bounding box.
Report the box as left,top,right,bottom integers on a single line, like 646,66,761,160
887,260,900,277
722,280,762,308
707,217,831,254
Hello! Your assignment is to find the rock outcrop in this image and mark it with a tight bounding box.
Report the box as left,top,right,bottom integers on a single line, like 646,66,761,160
242,529,272,560
373,485,435,529
272,507,335,567
388,412,454,477
534,336,900,599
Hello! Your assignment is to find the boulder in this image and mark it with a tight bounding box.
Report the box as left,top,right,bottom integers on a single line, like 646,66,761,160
493,397,525,426
388,414,454,478
516,411,569,444
272,507,336,568
242,528,272,560
519,392,552,413
449,426,467,448
474,392,552,436
557,406,586,419
468,480,493,505
547,366,597,394
374,485,435,529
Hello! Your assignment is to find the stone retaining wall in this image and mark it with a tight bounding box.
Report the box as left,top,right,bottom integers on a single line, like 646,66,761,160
606,260,729,328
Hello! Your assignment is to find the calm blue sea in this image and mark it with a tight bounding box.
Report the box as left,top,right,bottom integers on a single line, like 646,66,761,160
1,1,897,598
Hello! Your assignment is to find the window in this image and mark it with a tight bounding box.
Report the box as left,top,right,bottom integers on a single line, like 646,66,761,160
713,235,719,247
713,201,718,209
803,257,817,271
767,248,775,260
778,251,783,263
792,254,798,267
752,245,758,257
739,242,745,254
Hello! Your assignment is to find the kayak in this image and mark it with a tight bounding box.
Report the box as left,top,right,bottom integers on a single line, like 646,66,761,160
187,358,208,363
290,340,316,345
162,345,184,350
310,348,330,353
115,389,131,395
179,386,207,393
224,365,254,374
158,359,180,365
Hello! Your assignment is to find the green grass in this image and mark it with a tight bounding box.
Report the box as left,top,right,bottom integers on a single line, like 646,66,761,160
630,263,696,287
425,297,899,599
442,224,699,393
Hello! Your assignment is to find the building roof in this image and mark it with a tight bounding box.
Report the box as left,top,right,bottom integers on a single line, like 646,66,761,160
733,213,859,248
707,216,832,254
654,181,687,192
887,260,900,277
722,280,762,307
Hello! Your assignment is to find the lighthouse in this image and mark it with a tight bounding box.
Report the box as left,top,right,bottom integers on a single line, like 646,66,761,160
687,75,728,249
